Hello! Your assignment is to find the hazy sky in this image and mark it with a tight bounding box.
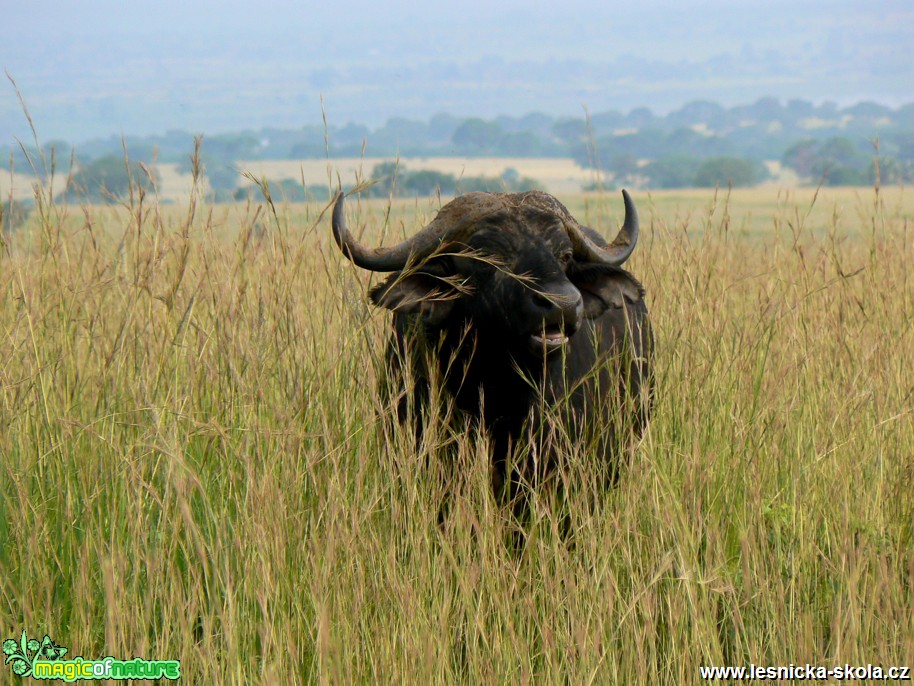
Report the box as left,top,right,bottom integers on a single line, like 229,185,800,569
2,0,912,142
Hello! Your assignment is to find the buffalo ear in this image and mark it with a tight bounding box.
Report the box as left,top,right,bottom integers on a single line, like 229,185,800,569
369,272,456,327
569,264,645,318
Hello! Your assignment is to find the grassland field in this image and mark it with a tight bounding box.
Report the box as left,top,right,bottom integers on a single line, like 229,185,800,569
1,174,912,682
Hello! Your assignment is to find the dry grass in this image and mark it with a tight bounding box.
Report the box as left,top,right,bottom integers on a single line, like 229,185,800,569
1,170,912,683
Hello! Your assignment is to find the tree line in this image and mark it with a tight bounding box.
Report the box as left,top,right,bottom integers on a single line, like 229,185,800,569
3,97,913,205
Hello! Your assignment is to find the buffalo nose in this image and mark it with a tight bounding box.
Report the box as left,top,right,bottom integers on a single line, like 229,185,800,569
564,292,584,334
561,291,583,336
531,286,583,335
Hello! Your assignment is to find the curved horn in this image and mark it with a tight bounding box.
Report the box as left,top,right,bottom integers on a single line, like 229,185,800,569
331,191,505,272
567,189,639,266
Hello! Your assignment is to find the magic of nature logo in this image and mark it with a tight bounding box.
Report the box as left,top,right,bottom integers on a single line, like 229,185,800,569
3,631,180,681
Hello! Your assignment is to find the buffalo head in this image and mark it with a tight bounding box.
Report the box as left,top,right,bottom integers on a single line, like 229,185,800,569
332,190,643,360
332,188,651,517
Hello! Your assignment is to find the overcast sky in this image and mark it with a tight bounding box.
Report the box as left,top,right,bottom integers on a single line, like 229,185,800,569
2,0,912,142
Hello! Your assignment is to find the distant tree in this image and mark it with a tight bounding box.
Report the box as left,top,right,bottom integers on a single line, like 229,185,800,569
500,130,559,156
844,101,892,119
463,168,538,193
6,141,71,180
369,161,402,197
569,142,595,169
211,188,236,203
234,180,330,203
370,117,433,153
782,139,819,176
551,118,588,146
500,168,522,187
511,112,554,135
814,137,868,168
587,110,624,134
607,153,640,185
371,161,400,179
457,176,503,193
503,168,538,191
747,97,784,121
67,155,158,201
808,137,870,185
364,161,539,197
817,101,840,119
176,151,238,192
335,122,371,147
586,131,664,169
451,118,505,154
289,142,327,158
887,131,914,163
428,113,461,142
785,99,816,120
643,156,702,189
624,107,655,128
895,103,914,128
693,157,767,187
203,133,261,161
401,170,456,196
869,158,914,185
2,199,30,235
667,100,728,130
782,136,871,184
665,127,734,158
304,184,332,202
272,179,307,202
206,162,240,193
824,166,867,186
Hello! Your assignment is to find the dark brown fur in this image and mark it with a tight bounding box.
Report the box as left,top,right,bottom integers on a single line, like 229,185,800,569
336,190,652,509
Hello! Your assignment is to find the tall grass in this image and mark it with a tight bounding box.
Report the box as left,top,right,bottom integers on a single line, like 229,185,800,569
1,166,912,683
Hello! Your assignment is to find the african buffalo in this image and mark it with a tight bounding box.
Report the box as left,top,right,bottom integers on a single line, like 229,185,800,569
332,189,652,506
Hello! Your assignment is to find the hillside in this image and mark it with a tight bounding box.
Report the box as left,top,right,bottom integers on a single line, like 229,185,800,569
2,98,911,202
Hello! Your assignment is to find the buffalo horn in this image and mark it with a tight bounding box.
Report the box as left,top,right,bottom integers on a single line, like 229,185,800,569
567,190,639,266
331,191,503,272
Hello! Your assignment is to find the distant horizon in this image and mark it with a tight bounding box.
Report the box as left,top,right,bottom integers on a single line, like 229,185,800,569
4,92,912,151
3,0,911,144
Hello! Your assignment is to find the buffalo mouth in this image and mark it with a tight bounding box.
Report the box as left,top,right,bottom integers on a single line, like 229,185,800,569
529,325,569,354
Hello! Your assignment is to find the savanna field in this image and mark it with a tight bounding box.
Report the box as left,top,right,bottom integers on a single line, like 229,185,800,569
1,170,913,682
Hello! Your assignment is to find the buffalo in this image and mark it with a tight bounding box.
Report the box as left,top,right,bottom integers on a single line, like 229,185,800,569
332,189,652,511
